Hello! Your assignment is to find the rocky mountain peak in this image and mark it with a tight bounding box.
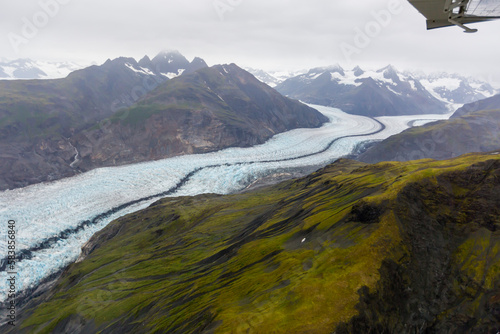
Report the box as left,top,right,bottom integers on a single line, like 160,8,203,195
378,64,400,82
186,57,209,74
353,65,364,77
138,55,153,68
152,51,190,73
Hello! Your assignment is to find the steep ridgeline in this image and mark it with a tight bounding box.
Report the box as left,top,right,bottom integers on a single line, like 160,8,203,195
70,64,328,173
358,94,500,163
9,154,500,333
0,59,326,190
451,93,500,118
276,65,449,116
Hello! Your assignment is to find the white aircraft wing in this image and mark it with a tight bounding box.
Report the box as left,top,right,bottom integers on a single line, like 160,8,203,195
408,0,500,32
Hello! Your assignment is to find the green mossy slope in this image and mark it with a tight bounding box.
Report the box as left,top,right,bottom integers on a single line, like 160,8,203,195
11,154,500,333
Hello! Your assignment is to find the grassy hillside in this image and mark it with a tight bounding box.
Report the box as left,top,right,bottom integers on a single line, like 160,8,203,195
11,153,500,333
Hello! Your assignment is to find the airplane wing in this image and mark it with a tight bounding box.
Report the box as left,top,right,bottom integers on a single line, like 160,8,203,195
408,0,500,32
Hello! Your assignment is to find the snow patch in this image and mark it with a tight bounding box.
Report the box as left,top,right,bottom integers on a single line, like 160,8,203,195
125,63,151,76
409,80,417,91
420,78,462,92
387,86,402,96
161,69,185,79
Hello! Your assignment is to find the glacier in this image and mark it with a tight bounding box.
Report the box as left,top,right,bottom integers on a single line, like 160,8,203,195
0,105,453,302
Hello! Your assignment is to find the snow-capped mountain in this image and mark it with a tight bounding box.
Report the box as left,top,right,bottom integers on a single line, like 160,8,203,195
0,58,87,80
409,71,498,105
275,64,450,116
137,50,208,79
275,64,500,116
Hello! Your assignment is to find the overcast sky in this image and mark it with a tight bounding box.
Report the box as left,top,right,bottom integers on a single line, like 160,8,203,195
1,0,499,82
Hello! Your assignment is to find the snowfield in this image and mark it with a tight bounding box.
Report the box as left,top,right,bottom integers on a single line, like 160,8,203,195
0,105,452,301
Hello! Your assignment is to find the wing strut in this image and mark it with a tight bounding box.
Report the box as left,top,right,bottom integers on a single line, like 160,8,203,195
444,0,478,32
408,0,500,32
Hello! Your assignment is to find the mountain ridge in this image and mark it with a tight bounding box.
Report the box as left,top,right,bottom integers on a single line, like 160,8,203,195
247,65,498,116
357,94,500,164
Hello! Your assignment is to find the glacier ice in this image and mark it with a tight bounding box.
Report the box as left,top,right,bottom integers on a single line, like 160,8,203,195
0,105,452,302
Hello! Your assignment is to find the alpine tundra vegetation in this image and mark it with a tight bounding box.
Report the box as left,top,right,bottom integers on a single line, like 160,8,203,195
8,153,500,333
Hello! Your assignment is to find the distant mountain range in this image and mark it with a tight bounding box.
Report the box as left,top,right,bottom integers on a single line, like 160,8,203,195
273,64,499,117
0,58,86,80
3,58,496,110
410,71,498,105
0,51,326,190
0,51,207,81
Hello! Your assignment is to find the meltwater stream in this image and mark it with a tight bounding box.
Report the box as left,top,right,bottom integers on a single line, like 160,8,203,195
0,105,452,302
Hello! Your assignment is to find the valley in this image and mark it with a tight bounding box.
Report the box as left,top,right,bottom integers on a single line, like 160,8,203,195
0,105,452,308
2,0,500,331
